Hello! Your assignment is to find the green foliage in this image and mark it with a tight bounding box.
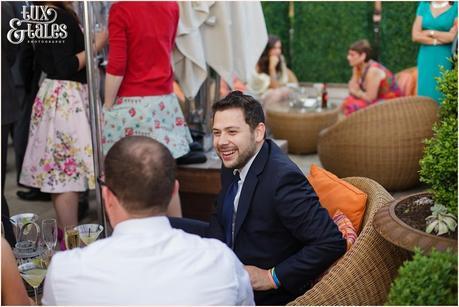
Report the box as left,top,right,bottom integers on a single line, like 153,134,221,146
426,204,458,235
261,2,291,66
262,1,419,82
379,2,419,73
419,64,458,216
291,2,371,83
386,249,458,306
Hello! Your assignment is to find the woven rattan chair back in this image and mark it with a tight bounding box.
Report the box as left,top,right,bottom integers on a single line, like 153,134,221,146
288,177,411,306
317,96,438,191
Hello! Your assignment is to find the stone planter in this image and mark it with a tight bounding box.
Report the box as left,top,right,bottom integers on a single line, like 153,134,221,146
374,192,458,254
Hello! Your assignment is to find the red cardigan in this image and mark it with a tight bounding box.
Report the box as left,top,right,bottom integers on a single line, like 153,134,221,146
106,1,178,97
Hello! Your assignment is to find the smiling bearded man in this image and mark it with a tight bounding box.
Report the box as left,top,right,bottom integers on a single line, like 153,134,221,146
207,91,346,305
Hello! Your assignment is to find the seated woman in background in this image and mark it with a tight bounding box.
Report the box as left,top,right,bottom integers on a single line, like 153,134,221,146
248,35,298,108
342,39,402,116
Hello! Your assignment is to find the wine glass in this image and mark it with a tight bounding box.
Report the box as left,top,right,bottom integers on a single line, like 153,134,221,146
42,219,57,256
18,258,48,305
74,224,104,246
64,225,80,250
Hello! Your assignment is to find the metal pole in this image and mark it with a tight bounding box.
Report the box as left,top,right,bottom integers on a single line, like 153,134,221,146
83,2,108,238
373,1,382,61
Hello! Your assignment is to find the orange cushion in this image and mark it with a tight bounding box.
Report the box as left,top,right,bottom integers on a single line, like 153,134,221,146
307,164,367,232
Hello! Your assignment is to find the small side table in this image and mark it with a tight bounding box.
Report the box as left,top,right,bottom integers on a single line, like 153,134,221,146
267,103,340,154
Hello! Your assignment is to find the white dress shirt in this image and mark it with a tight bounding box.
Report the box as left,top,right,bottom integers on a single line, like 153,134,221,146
233,146,262,212
42,216,254,305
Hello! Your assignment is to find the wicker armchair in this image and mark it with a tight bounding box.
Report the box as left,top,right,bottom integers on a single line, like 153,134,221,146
288,177,411,306
318,96,438,191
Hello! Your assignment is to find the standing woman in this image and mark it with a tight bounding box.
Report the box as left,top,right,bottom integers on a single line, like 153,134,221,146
20,2,107,248
103,2,193,217
412,1,457,103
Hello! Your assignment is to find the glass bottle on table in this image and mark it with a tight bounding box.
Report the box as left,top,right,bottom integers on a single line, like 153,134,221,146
321,83,328,109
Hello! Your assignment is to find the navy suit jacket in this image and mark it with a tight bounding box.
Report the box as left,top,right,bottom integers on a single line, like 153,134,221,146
208,139,346,305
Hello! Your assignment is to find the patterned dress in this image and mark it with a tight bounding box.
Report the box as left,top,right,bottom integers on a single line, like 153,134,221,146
342,60,402,116
102,95,192,158
20,79,95,192
19,7,95,193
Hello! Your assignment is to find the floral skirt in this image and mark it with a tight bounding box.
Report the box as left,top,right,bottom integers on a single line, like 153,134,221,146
19,79,95,193
102,94,192,158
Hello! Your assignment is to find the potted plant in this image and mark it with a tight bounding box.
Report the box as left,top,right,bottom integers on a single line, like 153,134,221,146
374,62,458,253
386,249,458,306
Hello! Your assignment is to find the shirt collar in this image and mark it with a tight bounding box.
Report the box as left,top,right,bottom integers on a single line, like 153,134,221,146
234,144,263,183
112,216,171,236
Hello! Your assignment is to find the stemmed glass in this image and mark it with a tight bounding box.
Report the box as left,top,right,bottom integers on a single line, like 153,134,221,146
75,224,104,246
42,219,57,256
18,258,48,305
64,225,80,250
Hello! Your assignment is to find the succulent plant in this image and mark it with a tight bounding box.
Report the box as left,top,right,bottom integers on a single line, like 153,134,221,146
426,204,457,236
413,196,434,207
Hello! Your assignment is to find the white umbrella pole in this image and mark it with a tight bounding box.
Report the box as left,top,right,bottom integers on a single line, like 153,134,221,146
83,2,108,238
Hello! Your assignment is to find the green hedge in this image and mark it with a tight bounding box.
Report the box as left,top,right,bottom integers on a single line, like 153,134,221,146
262,1,419,83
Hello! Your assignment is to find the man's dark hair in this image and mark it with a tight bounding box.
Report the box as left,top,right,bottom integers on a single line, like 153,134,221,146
212,91,265,130
104,136,176,214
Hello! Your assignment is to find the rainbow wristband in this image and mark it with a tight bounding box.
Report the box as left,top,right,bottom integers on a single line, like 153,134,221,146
271,267,281,288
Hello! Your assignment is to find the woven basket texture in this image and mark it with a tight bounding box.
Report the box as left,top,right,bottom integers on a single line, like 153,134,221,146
288,177,412,306
267,107,340,154
318,96,439,191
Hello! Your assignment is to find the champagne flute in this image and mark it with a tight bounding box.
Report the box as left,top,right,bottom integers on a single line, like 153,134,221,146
18,258,48,305
42,219,57,256
64,225,80,250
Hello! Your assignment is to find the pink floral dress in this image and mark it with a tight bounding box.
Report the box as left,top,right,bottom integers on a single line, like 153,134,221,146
102,94,192,158
20,79,95,192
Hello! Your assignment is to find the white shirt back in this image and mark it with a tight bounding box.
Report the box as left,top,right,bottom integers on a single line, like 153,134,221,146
42,217,254,305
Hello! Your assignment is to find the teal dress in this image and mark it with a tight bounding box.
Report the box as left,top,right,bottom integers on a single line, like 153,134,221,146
416,1,457,103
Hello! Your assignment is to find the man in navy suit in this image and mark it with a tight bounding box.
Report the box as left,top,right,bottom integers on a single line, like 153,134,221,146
208,91,346,305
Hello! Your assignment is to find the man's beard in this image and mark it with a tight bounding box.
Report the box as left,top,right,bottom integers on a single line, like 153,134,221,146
231,135,257,170
233,144,256,170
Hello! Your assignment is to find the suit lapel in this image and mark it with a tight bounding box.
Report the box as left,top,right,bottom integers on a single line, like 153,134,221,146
233,140,270,241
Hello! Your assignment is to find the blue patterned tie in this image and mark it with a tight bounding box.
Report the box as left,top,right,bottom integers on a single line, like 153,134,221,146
222,171,240,248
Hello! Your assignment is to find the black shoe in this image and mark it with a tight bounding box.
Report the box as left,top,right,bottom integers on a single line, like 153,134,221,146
176,151,207,165
16,189,51,201
78,200,89,221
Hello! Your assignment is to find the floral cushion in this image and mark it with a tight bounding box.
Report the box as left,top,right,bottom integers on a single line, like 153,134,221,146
333,210,358,250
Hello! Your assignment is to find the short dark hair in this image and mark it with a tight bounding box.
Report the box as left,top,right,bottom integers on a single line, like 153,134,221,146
212,91,265,130
349,39,372,62
104,136,176,214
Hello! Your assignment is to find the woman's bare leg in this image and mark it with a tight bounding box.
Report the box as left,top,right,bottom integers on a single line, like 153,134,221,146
52,192,79,229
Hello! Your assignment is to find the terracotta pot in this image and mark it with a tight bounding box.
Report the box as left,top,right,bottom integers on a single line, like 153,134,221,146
374,192,458,254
